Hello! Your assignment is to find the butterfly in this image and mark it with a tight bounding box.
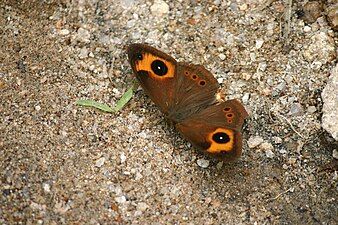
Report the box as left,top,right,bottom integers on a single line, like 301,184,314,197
127,43,248,161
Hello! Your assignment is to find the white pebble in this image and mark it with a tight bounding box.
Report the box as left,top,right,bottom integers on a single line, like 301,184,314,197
78,47,88,59
197,159,210,168
120,153,127,163
218,53,226,60
265,149,275,158
76,28,90,43
333,149,338,160
239,3,248,11
137,202,148,211
95,157,105,167
307,106,317,113
255,39,264,49
260,142,274,151
59,29,70,35
272,136,283,144
42,183,51,193
304,26,311,32
112,88,121,96
217,77,224,83
150,0,169,16
260,142,275,158
120,0,135,9
242,93,250,103
289,103,304,116
115,196,126,203
247,136,264,148
258,62,267,71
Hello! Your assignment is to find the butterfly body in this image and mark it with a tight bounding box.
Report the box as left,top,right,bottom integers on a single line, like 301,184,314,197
127,43,248,161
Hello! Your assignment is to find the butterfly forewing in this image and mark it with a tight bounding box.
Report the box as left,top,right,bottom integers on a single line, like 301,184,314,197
168,63,219,122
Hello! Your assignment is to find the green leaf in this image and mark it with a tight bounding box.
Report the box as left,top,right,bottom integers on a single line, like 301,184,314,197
113,86,134,112
112,79,139,112
76,79,139,113
76,99,114,113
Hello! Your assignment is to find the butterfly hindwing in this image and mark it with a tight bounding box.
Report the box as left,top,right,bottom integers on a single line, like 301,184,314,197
175,100,248,161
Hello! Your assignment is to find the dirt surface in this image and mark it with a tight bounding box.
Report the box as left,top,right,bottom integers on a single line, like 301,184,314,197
1,0,337,224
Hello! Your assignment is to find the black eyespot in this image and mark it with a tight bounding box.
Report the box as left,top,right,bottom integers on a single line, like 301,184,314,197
151,60,168,76
223,107,231,112
136,53,143,60
199,80,206,86
185,71,189,75
192,75,197,80
212,132,230,144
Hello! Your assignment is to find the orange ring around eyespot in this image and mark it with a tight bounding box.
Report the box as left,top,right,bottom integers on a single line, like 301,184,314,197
135,53,175,79
206,128,235,153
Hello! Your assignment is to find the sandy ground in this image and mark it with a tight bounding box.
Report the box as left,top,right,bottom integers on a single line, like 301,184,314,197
1,0,337,224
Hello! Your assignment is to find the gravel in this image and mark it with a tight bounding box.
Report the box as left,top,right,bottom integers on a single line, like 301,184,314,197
1,0,337,224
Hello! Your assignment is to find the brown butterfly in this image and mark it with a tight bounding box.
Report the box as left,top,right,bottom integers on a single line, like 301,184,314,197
127,43,248,161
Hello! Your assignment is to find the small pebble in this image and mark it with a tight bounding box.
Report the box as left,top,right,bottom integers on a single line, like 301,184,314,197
239,3,248,11
247,136,264,148
59,29,70,35
289,157,297,165
255,39,264,49
197,159,209,168
79,47,88,59
120,153,127,163
265,149,275,158
218,53,226,60
35,105,41,111
260,142,274,158
304,26,311,32
150,0,169,16
137,202,148,211
303,31,336,64
112,88,121,97
216,161,223,170
326,4,338,31
333,149,338,160
266,22,275,36
95,157,105,167
115,196,126,204
40,76,47,83
289,103,304,116
278,148,287,154
42,183,51,193
258,62,267,72
307,106,317,113
120,0,135,9
275,81,286,91
217,77,224,83
242,73,251,80
260,142,273,151
272,136,283,144
302,1,323,24
242,93,250,104
76,28,90,43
